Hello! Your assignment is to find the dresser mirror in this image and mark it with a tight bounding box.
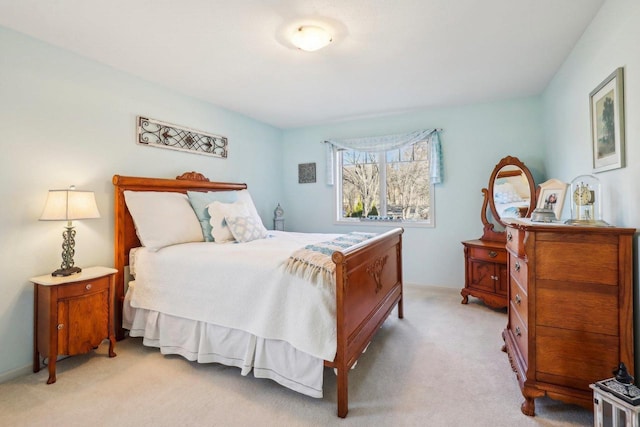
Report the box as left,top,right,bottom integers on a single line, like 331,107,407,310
461,156,536,309
481,156,536,241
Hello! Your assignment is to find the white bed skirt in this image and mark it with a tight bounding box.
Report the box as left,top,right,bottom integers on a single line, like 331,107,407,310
123,282,324,398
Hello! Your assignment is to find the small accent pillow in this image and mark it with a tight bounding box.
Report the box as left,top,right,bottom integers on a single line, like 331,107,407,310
123,191,204,251
187,191,237,242
207,201,250,243
225,216,268,243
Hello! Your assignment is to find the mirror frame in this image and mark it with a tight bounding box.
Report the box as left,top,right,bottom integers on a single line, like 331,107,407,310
481,156,536,241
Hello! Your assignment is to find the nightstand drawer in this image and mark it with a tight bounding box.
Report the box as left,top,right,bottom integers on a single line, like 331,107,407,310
57,276,110,299
468,246,506,263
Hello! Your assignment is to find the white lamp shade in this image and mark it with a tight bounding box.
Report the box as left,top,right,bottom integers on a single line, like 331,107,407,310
40,189,101,221
291,25,332,52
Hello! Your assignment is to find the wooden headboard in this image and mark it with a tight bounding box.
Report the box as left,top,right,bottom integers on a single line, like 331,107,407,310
112,171,247,339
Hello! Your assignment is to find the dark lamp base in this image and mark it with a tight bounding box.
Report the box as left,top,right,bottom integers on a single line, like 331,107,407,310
51,266,82,277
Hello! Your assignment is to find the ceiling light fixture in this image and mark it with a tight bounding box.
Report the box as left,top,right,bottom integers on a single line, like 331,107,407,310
291,25,332,52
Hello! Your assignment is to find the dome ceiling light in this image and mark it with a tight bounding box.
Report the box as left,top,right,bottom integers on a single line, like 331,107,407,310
291,25,333,52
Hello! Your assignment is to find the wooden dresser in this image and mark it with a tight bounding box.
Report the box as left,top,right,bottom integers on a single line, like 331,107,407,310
461,239,507,309
502,221,635,416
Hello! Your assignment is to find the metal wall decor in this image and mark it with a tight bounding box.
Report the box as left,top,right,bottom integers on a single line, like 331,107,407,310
298,162,316,183
137,116,228,158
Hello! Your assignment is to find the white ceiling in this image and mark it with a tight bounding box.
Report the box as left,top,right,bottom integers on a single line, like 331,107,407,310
0,0,604,129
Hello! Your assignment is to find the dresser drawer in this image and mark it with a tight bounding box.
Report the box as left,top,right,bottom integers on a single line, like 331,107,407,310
506,226,525,257
509,253,528,290
536,281,618,336
510,278,528,323
57,276,110,299
536,326,619,390
468,246,506,264
509,307,528,363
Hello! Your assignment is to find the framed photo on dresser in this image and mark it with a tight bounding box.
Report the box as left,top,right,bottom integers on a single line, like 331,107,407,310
536,178,568,221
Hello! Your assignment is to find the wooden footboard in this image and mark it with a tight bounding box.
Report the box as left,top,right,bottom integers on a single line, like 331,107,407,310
328,227,404,418
112,172,403,418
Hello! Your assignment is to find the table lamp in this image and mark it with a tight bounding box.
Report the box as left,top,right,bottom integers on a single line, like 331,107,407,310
39,186,100,276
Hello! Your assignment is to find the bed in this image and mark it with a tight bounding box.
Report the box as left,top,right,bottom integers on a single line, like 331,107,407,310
112,171,404,418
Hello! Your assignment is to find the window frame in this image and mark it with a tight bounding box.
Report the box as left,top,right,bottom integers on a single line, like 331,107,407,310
333,143,435,228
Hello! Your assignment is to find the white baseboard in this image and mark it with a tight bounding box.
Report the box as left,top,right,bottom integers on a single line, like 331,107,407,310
0,363,33,384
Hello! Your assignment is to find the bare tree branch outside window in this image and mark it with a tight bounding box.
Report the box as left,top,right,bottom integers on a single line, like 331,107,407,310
340,140,431,222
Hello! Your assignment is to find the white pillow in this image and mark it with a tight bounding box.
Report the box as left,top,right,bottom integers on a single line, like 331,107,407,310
225,216,268,243
207,201,250,243
123,191,204,251
235,190,267,233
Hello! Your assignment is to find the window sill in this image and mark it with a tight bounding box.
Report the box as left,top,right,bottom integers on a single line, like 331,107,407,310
334,219,434,229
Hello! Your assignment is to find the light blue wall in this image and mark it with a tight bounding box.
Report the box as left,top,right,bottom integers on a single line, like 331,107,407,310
540,0,640,368
281,98,545,287
542,0,639,227
0,26,283,380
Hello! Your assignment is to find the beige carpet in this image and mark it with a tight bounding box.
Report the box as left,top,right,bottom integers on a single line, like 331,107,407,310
0,286,592,426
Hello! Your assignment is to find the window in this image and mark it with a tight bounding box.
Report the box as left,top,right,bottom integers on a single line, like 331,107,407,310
336,139,433,225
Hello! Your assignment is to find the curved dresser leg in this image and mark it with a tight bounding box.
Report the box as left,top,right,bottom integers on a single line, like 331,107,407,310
521,397,535,416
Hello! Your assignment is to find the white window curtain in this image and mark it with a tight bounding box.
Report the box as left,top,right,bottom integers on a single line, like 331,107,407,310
324,129,442,185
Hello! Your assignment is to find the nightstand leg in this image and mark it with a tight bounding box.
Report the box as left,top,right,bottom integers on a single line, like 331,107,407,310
33,283,40,373
108,335,117,358
46,355,56,384
33,351,40,373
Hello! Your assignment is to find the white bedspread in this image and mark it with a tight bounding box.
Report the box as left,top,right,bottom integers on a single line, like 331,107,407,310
130,231,341,361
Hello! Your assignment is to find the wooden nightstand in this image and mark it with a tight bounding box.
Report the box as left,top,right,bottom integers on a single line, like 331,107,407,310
32,266,118,384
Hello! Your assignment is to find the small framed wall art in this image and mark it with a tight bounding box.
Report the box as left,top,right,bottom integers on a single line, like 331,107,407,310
590,68,625,173
298,162,316,184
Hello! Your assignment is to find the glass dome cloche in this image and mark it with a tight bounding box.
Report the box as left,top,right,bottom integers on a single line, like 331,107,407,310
564,174,608,226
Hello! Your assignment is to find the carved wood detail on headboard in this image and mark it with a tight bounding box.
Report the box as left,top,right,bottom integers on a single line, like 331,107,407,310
177,171,210,182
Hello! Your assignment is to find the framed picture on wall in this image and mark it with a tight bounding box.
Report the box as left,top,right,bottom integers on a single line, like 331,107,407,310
298,162,316,184
590,67,625,173
536,179,568,221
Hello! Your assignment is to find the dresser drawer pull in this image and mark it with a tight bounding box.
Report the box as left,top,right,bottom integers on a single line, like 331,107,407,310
491,275,498,281
488,251,497,258
57,324,64,330
507,232,513,242
515,294,521,305
515,326,521,337
514,262,520,272
85,283,92,290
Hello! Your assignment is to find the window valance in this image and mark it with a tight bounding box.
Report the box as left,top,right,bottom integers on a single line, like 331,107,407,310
324,129,443,185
